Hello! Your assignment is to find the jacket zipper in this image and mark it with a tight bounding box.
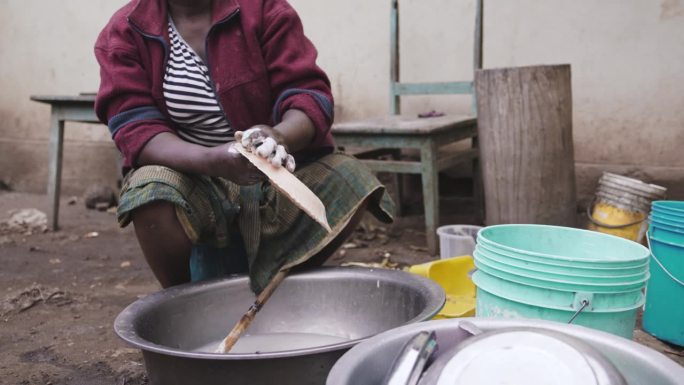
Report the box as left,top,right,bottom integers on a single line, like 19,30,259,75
204,9,241,132
128,20,171,117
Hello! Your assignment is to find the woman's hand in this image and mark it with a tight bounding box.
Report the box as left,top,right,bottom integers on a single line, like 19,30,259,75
235,125,296,172
135,108,316,183
210,142,267,185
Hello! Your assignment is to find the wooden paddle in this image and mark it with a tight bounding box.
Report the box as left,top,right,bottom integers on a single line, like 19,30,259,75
215,269,289,353
235,144,331,232
215,144,332,354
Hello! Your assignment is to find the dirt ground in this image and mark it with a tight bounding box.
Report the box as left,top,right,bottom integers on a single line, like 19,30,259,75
0,191,682,385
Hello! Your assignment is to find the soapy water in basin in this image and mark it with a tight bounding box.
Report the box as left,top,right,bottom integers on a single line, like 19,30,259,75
193,332,350,354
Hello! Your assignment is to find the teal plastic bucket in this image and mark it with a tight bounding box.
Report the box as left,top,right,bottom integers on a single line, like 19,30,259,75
476,244,649,279
477,225,650,267
479,238,647,269
476,240,649,272
474,225,651,338
472,269,644,311
473,260,646,339
474,249,648,284
643,233,684,346
475,281,643,338
474,256,649,293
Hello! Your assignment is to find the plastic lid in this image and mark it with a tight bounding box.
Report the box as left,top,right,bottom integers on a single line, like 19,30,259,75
435,331,599,385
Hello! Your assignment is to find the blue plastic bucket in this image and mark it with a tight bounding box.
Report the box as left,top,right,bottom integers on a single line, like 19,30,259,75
651,200,684,238
474,225,651,338
653,200,684,214
650,217,684,231
652,207,684,221
650,213,684,226
649,218,684,244
643,233,684,346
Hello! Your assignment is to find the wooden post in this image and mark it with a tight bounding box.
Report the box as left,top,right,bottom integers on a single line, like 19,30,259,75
475,65,577,226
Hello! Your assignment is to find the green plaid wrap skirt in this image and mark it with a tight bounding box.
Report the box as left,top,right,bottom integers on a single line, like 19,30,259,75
117,152,394,293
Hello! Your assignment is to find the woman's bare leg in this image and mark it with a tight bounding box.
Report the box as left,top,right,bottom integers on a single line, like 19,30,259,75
131,201,192,288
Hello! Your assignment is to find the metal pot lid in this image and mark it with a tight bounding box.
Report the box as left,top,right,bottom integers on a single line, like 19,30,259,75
429,330,605,385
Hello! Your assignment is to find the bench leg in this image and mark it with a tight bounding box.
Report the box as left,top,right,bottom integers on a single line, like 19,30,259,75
391,149,404,216
421,142,439,256
47,112,65,231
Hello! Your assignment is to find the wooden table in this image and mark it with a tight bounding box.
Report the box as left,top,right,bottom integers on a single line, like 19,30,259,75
332,114,480,255
30,94,99,231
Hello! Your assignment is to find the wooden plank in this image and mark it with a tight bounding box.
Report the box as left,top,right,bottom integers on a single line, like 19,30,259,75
55,106,98,123
332,114,476,135
352,148,400,160
475,65,576,226
392,81,473,95
359,159,422,174
334,124,477,149
235,144,332,232
30,94,97,103
335,136,423,149
351,147,477,174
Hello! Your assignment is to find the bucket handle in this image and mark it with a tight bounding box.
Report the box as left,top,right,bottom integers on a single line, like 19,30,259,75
586,199,645,229
567,300,590,324
647,233,684,287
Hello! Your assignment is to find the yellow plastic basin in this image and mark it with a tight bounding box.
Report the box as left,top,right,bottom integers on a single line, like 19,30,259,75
408,256,476,319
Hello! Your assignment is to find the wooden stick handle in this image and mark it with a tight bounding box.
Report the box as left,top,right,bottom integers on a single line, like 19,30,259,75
216,270,290,353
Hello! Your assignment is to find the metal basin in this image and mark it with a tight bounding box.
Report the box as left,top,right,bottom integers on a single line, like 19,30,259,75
114,267,445,385
327,318,684,385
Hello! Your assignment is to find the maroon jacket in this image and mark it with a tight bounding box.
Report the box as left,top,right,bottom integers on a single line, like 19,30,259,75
95,0,335,172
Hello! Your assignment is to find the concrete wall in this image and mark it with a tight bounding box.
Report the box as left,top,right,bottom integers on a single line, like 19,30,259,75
1,0,683,201
0,0,123,194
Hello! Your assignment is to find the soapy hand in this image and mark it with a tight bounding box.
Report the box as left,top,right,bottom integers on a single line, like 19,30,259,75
235,126,296,172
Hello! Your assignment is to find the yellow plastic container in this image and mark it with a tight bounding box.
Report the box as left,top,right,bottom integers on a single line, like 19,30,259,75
408,256,476,319
587,172,667,243
589,201,646,241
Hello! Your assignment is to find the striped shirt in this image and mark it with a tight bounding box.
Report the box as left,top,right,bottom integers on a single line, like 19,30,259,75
163,19,234,146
